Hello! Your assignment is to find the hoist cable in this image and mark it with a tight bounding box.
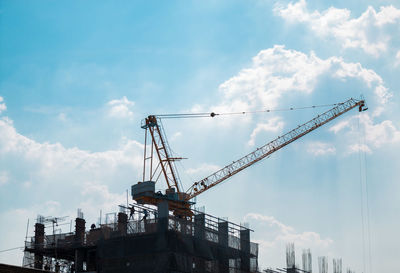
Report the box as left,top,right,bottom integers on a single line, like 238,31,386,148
357,113,367,273
0,246,24,253
362,117,373,273
154,102,342,119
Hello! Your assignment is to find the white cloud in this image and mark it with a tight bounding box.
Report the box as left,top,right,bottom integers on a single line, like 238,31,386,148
275,0,400,57
0,115,145,265
170,132,182,141
107,96,135,119
215,45,390,116
217,46,331,112
307,141,336,156
0,96,6,114
245,213,333,248
330,114,400,153
58,112,67,121
23,180,32,188
0,171,9,185
348,143,372,154
396,51,400,67
361,114,400,148
248,117,284,146
330,120,351,134
0,118,143,177
208,45,391,157
244,213,333,269
0,115,144,207
185,163,221,178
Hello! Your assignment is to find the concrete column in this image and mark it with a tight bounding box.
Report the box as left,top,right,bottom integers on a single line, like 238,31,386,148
194,213,205,239
117,212,128,235
157,201,169,232
218,221,229,273
34,223,44,269
75,249,84,273
74,217,85,272
240,229,251,272
194,213,205,272
74,218,86,244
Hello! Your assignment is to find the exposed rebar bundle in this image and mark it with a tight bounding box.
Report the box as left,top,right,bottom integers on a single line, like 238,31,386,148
286,243,295,268
333,258,342,273
302,249,312,273
318,256,328,273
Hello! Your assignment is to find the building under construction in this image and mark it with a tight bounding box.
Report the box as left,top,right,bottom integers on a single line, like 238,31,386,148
23,204,258,273
20,98,367,273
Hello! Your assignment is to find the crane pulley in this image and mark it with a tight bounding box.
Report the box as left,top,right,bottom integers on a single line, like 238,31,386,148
131,98,367,216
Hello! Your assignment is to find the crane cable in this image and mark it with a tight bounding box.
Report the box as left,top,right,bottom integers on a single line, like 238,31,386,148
357,112,373,273
155,102,342,119
357,114,367,273
362,115,373,273
0,246,24,253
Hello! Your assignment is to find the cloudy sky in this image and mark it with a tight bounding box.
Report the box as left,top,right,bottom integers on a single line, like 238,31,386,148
0,0,399,272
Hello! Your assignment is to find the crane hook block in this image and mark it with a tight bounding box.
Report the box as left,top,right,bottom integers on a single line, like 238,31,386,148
358,100,367,112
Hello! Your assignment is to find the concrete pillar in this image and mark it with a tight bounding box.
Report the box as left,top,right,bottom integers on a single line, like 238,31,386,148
74,218,85,272
218,221,229,273
75,249,84,273
240,229,251,272
194,213,205,239
194,213,205,272
86,249,97,271
157,201,169,232
117,212,128,235
75,217,86,244
34,223,44,269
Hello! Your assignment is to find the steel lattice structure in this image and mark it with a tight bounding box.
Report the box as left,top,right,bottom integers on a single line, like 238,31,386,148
186,98,366,199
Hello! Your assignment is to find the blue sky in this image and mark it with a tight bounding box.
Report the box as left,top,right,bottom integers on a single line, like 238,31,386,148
1,0,400,272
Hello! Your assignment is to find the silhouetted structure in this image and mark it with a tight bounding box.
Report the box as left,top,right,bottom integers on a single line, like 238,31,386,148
23,203,258,273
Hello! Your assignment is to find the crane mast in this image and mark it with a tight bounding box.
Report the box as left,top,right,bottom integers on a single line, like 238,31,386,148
132,97,366,216
185,98,366,200
141,115,182,192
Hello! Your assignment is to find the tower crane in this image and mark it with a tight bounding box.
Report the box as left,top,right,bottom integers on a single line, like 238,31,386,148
131,98,367,216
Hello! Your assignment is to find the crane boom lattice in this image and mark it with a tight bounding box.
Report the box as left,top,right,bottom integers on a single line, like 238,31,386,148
186,98,366,200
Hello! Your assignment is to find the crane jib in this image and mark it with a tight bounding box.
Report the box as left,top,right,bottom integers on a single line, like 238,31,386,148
186,98,366,200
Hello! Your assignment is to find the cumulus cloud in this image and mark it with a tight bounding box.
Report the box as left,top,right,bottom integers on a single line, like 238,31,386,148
209,45,391,150
348,143,372,154
217,46,330,112
396,51,400,67
185,163,221,178
361,114,400,148
170,132,182,141
248,117,284,146
107,96,135,119
0,96,6,114
329,114,400,153
216,45,390,116
0,118,143,178
330,120,351,134
0,115,144,214
275,0,400,57
245,213,333,248
307,141,336,156
244,213,333,268
0,114,145,264
0,171,9,185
